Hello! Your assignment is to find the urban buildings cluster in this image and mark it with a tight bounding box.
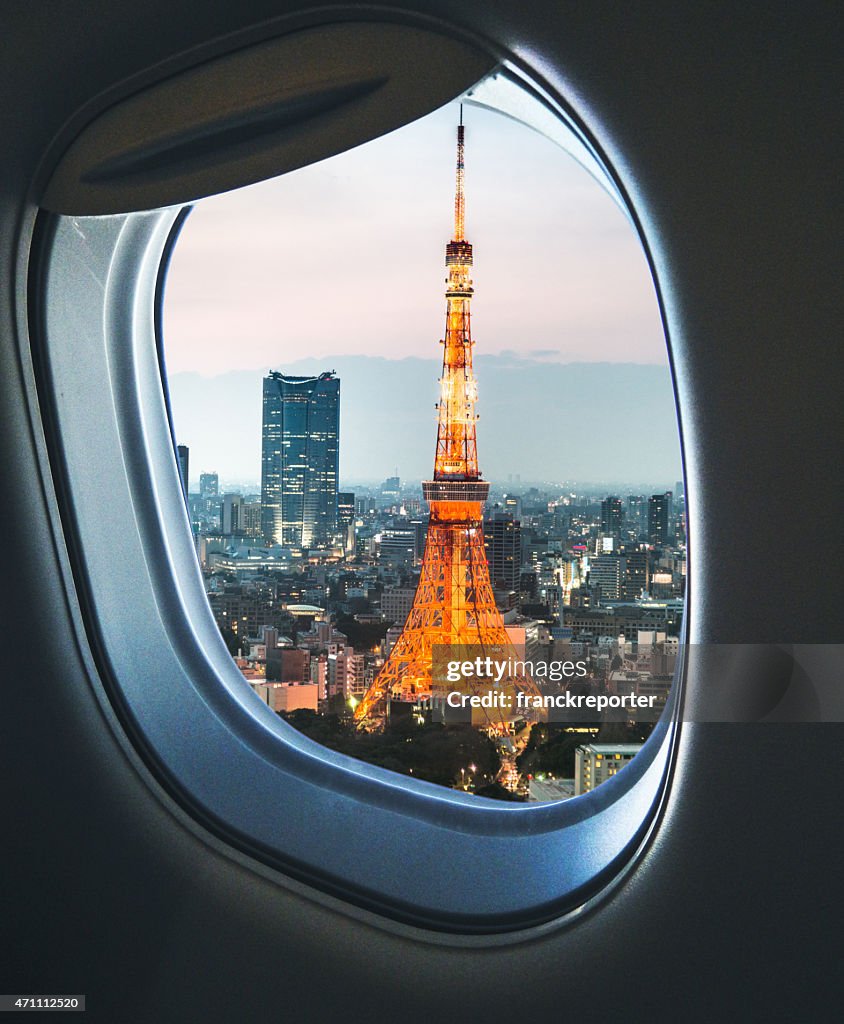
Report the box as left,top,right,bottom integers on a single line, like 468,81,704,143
177,395,685,801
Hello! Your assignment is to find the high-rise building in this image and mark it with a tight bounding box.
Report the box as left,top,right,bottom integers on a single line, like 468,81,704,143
337,492,355,525
261,371,340,551
623,550,650,600
199,472,218,498
378,523,417,568
648,492,672,546
337,491,355,555
221,493,243,536
627,495,646,538
484,511,521,591
328,646,367,700
589,554,625,602
600,496,624,538
176,445,189,504
240,497,262,539
355,495,377,516
410,519,428,560
503,494,522,519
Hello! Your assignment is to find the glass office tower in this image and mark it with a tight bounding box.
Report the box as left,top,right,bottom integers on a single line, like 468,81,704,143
261,371,340,551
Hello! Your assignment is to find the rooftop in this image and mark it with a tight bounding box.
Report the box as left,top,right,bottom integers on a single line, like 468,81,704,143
580,744,644,755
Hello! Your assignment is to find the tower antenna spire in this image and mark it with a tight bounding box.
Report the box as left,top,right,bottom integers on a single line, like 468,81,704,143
454,107,465,242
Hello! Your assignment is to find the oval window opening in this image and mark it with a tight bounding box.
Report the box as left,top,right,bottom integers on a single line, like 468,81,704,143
162,87,685,805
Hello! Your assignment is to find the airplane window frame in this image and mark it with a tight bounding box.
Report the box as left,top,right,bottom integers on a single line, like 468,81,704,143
28,54,684,935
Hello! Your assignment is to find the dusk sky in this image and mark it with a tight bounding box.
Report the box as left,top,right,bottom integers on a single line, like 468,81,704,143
163,99,680,487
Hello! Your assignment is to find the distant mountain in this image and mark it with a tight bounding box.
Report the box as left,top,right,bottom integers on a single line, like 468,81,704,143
167,355,682,488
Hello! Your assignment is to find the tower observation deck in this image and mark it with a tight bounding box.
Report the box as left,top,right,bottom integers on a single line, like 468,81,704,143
354,114,542,728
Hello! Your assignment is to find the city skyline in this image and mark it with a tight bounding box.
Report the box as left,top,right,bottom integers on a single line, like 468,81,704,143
171,355,682,488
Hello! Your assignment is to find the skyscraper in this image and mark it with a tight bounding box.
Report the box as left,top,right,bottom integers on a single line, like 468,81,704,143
623,550,650,600
176,444,189,504
484,511,521,592
261,371,340,551
589,554,625,602
648,491,673,546
337,491,355,556
627,494,646,538
600,496,624,538
221,493,243,536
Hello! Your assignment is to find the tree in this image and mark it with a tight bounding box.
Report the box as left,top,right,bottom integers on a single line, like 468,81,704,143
219,626,240,657
334,613,390,653
280,711,507,797
474,782,527,802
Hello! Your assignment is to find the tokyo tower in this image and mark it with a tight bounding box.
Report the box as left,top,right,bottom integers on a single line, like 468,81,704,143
355,111,542,726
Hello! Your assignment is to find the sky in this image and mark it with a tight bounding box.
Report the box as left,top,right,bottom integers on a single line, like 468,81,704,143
162,99,680,487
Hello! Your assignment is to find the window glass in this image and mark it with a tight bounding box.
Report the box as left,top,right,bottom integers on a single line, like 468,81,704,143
162,98,684,803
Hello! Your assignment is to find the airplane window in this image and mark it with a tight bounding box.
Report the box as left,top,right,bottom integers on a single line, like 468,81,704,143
161,89,685,806
36,49,683,928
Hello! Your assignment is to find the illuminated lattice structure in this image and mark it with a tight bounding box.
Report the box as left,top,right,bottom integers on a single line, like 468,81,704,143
355,115,542,727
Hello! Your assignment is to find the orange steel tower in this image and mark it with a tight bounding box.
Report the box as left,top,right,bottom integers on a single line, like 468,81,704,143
355,112,541,725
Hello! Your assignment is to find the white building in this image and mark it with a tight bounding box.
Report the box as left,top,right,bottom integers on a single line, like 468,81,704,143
251,681,319,713
381,586,416,625
327,647,367,700
574,743,642,796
